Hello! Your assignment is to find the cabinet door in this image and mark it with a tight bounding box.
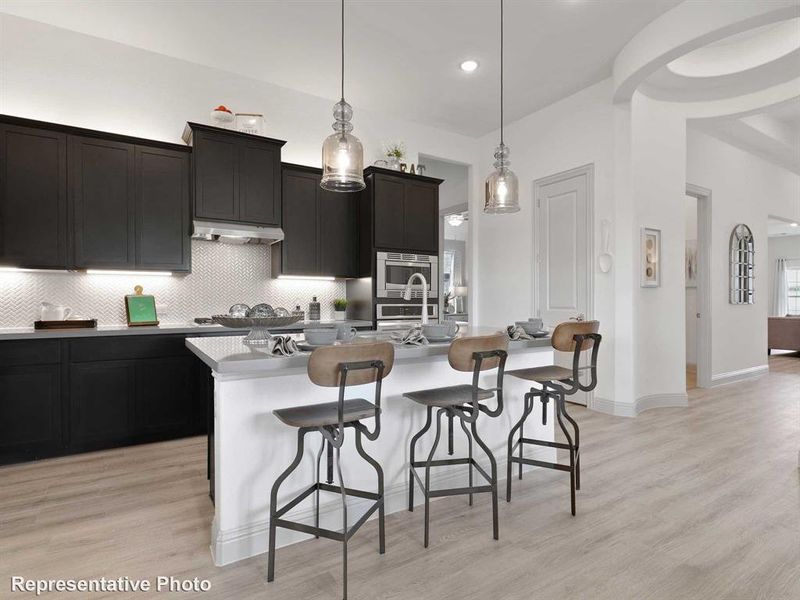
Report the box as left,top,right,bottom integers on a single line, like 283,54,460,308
373,175,405,250
193,130,238,222
135,356,195,435
135,146,191,271
0,364,62,463
403,181,439,253
70,136,136,268
70,361,135,446
239,141,280,225
0,125,68,269
319,187,356,277
281,168,318,274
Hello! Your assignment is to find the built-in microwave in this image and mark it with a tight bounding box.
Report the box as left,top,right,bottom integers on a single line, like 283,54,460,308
376,252,438,299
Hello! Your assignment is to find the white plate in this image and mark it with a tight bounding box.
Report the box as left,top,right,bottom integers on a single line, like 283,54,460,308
426,335,456,343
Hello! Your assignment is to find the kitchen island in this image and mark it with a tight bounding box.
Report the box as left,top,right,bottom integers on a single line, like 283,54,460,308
186,327,556,566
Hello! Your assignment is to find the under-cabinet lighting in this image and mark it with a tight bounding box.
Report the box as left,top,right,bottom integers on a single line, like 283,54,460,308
277,275,336,282
86,269,173,277
0,267,71,274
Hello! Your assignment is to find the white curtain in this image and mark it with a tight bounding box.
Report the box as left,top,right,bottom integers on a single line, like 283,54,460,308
773,258,788,316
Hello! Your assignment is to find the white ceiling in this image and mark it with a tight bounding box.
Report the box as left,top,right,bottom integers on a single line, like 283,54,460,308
769,216,800,237
0,0,682,136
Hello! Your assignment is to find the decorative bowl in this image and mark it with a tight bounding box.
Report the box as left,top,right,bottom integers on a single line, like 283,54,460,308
212,315,303,346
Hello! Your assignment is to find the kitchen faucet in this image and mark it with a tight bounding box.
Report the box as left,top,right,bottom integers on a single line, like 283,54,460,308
403,272,429,325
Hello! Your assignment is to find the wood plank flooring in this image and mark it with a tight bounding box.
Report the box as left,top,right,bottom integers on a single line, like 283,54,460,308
1,354,798,599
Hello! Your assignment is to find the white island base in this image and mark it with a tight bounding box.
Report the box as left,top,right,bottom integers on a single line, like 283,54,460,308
187,330,556,567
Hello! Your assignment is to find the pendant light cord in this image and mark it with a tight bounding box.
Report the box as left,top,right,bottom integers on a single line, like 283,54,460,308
500,0,504,146
341,0,345,102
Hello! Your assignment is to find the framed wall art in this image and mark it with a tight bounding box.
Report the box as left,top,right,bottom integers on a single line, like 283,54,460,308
641,227,661,288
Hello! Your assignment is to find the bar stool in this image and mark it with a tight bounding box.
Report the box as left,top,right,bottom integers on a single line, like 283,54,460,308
267,342,395,600
505,321,601,515
404,333,508,547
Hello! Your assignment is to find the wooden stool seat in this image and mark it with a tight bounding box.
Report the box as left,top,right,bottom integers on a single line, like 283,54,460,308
506,365,573,383
404,384,494,407
273,398,378,428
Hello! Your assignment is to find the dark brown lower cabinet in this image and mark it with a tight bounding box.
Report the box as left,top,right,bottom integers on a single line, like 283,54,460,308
0,335,213,466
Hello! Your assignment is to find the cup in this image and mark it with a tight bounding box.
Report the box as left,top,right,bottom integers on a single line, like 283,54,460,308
40,302,73,321
422,321,460,339
515,319,543,334
303,328,338,346
335,324,358,341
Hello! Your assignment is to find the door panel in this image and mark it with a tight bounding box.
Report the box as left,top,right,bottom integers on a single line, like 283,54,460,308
70,136,136,268
239,142,280,225
403,181,438,252
0,125,68,268
194,131,238,221
373,176,405,250
319,188,356,277
281,168,318,274
135,356,194,434
70,361,135,445
136,146,190,271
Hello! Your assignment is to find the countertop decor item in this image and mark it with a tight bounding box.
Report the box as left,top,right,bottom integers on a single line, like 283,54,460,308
383,141,405,171
641,227,661,288
235,113,265,136
212,314,303,346
484,0,519,215
35,319,97,330
320,0,366,192
308,296,321,321
598,219,613,273
125,286,159,327
730,223,755,304
40,302,73,321
210,105,235,128
390,327,429,346
333,298,348,320
263,335,299,356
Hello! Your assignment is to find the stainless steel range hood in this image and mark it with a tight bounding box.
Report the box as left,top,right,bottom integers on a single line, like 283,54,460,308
192,220,284,245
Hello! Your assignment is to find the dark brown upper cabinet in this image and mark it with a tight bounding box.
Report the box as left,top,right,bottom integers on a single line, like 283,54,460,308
184,123,285,227
0,123,68,269
364,167,442,255
0,115,192,272
272,163,358,279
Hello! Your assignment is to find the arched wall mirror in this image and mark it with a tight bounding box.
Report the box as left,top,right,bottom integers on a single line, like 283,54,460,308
730,224,754,305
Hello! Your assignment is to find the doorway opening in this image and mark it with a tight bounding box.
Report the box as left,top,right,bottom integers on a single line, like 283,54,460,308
685,183,712,388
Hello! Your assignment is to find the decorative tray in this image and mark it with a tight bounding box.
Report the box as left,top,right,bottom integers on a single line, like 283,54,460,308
211,315,303,346
35,319,97,330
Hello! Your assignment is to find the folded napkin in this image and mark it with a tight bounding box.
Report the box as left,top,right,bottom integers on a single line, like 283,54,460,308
267,335,300,356
390,327,429,346
506,325,533,341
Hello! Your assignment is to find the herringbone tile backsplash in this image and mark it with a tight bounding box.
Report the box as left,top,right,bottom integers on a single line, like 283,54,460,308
0,241,346,327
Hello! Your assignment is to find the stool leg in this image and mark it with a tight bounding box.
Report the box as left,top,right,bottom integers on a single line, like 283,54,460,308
424,409,445,548
334,443,348,600
506,392,534,502
560,400,581,491
355,426,385,555
408,406,433,512
458,415,474,506
471,418,498,541
314,434,325,537
268,428,307,583
554,393,576,516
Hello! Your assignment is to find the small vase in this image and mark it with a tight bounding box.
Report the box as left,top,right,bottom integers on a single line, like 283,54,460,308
334,311,346,321
386,156,401,171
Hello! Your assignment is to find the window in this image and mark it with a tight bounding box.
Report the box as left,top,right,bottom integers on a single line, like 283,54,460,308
787,267,800,315
442,250,455,298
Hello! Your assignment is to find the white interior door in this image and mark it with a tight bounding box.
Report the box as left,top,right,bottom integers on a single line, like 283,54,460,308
535,167,593,405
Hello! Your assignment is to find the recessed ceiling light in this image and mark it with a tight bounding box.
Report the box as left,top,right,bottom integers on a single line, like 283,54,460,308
460,60,478,73
791,222,798,227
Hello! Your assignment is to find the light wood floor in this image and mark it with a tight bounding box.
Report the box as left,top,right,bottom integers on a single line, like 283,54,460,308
2,355,799,600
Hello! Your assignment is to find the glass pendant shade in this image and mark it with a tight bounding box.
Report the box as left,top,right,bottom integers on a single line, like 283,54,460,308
321,99,365,192
484,143,519,213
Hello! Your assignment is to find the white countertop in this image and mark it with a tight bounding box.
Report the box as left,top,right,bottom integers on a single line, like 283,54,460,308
0,320,373,341
186,326,552,375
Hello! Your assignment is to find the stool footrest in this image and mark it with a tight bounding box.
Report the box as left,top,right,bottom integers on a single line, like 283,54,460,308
273,494,383,543
519,437,579,454
429,485,493,498
509,456,573,472
411,457,493,498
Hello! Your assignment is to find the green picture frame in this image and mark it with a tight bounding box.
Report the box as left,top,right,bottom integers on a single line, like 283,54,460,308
125,294,159,327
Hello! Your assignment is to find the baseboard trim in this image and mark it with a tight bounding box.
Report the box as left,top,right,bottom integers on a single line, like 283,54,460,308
211,447,557,566
710,364,768,387
590,393,688,417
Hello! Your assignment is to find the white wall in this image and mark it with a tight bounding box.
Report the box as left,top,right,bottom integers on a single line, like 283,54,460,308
474,79,617,401
686,128,800,378
768,235,800,314
422,157,470,211
0,14,479,174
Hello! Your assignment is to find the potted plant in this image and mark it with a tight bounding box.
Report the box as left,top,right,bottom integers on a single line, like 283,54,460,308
333,299,348,321
383,141,405,170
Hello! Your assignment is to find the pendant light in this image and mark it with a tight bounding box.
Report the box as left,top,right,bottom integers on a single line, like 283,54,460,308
484,0,519,214
321,0,365,192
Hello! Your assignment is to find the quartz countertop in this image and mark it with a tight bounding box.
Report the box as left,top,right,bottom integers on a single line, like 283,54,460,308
0,320,373,341
186,326,552,375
